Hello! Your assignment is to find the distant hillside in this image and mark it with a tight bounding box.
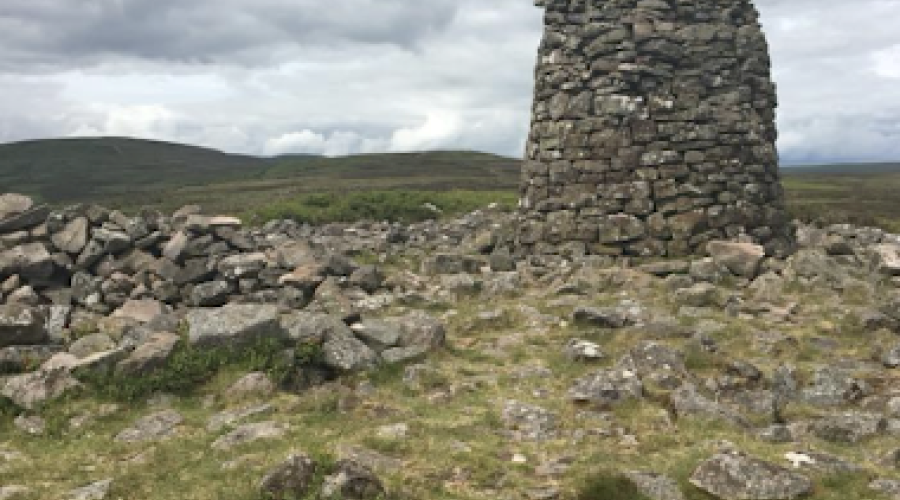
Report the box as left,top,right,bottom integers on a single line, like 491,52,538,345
0,137,271,203
0,137,521,210
783,162,900,175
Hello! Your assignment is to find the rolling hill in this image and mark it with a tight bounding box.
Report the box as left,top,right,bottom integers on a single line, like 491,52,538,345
5,136,900,231
0,137,521,211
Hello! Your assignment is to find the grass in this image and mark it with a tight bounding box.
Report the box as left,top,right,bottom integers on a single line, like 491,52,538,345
243,190,517,225
3,272,898,499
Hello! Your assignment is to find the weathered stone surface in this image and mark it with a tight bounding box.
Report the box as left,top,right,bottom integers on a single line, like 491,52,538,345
1,367,81,409
68,479,113,500
322,328,377,372
186,304,284,348
52,217,90,255
572,306,635,329
690,451,813,500
259,453,318,500
515,0,790,257
0,194,33,220
810,412,886,444
321,459,386,499
626,472,685,500
0,305,48,348
211,421,288,450
116,332,180,376
112,299,165,324
873,244,900,276
352,320,401,352
707,241,766,279
115,410,183,442
502,400,557,441
568,368,643,407
0,243,53,280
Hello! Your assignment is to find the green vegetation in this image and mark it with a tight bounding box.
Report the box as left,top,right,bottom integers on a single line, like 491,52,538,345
782,168,900,232
574,472,651,500
5,136,900,232
245,190,517,225
79,336,321,402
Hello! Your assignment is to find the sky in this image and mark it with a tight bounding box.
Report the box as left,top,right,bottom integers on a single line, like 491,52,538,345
0,0,898,165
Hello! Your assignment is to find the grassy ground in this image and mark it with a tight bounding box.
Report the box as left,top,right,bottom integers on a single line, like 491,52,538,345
3,269,898,499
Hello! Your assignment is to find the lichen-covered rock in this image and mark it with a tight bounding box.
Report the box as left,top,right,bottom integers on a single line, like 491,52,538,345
1,367,80,409
502,400,558,441
115,410,183,443
690,451,813,500
186,304,284,348
321,459,386,499
568,368,643,407
707,241,766,279
211,421,288,450
115,332,180,376
322,328,377,372
810,412,886,444
259,453,318,500
625,472,685,500
0,305,48,349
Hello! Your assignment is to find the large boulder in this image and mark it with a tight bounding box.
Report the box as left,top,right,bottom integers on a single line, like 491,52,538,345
0,194,49,233
568,368,643,407
707,241,765,279
872,244,900,276
51,217,90,255
0,193,33,220
322,328,377,372
116,332,181,376
112,299,166,324
1,367,81,409
259,453,318,499
690,451,813,500
115,410,183,443
0,305,48,348
321,460,386,499
0,243,54,280
186,304,285,348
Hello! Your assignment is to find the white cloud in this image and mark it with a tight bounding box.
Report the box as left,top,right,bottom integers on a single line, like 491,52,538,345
389,110,463,152
873,45,900,78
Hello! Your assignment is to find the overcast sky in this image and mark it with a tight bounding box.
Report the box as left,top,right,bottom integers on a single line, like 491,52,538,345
0,0,898,165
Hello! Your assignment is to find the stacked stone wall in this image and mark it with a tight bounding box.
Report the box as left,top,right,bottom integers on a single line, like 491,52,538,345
517,0,792,257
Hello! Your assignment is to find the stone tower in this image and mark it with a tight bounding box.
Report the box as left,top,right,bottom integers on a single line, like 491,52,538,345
517,0,791,258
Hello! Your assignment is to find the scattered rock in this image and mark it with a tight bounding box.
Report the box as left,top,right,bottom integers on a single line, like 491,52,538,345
259,453,318,500
0,305,48,349
186,304,284,348
564,339,605,362
625,471,685,500
810,412,886,444
115,410,183,443
569,368,643,407
68,479,113,500
707,241,765,279
116,332,180,376
690,451,813,500
212,421,288,450
502,400,558,441
1,367,81,409
321,459,386,499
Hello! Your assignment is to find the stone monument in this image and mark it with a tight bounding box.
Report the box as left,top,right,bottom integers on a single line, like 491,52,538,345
517,0,792,257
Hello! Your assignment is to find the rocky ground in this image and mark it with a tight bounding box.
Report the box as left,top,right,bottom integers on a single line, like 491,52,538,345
5,192,900,499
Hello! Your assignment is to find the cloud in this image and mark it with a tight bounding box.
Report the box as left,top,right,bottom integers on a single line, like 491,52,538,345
0,0,898,165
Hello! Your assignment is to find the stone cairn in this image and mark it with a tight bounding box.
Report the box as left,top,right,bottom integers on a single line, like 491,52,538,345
516,0,792,258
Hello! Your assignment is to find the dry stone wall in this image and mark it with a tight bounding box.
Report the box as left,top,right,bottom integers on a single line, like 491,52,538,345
517,0,792,258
